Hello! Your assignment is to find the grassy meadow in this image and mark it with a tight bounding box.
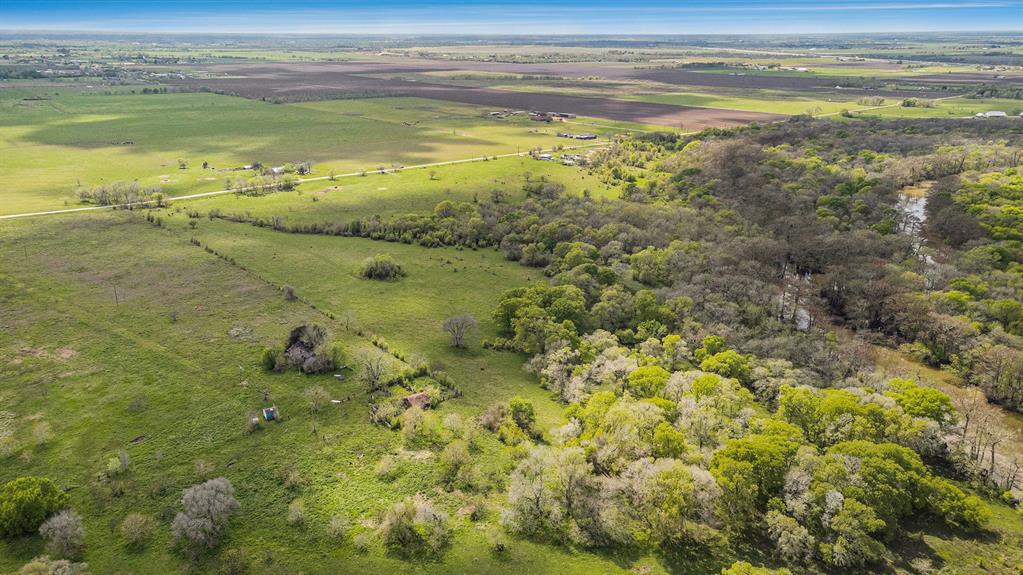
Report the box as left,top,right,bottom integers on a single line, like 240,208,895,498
629,90,859,116
0,89,601,215
0,211,672,575
865,97,1023,118
180,153,618,225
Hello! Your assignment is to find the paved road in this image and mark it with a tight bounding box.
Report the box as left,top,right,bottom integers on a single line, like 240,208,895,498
0,143,607,221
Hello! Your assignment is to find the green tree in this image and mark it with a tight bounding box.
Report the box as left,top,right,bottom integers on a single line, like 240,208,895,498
627,365,671,397
721,561,792,575
699,350,752,384
884,378,955,425
0,477,69,537
509,397,536,433
651,422,688,458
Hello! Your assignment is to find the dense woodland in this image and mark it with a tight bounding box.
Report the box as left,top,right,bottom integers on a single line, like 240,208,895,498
179,116,1023,572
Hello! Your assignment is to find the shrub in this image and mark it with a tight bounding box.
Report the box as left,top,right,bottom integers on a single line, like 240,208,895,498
508,397,536,432
486,525,508,554
286,500,305,527
440,440,471,488
260,348,283,372
721,562,792,575
353,531,371,553
276,325,345,375
327,515,348,541
479,403,507,432
106,449,130,477
120,513,155,549
0,477,69,537
378,496,451,556
15,556,89,574
304,385,330,413
218,548,250,575
359,254,406,280
39,510,84,559
375,455,402,480
31,422,51,446
171,478,240,557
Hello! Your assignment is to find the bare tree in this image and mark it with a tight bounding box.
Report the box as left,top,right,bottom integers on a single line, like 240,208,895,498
171,478,240,558
442,314,478,348
359,351,387,392
304,385,330,413
39,509,85,559
120,512,156,549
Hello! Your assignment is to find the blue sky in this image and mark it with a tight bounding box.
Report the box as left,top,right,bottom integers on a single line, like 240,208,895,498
1,0,1020,34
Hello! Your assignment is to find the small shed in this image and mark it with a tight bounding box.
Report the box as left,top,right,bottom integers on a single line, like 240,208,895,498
262,406,279,421
402,392,431,410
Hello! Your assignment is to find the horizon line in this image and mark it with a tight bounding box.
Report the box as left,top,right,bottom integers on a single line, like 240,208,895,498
1,28,1020,35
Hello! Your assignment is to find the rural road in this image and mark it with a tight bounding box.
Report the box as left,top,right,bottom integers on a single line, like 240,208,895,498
0,143,610,221
815,93,965,118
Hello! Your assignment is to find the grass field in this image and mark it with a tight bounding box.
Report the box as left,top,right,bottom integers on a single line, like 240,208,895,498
629,90,859,116
865,97,1023,118
180,153,618,225
0,212,673,575
0,89,595,215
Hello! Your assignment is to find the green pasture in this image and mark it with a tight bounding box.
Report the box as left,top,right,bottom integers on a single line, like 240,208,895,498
0,89,578,215
0,212,668,574
628,89,858,116
181,153,618,225
863,97,1023,118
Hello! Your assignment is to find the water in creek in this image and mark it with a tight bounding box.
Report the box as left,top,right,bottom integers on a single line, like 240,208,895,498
896,181,931,251
894,181,1023,490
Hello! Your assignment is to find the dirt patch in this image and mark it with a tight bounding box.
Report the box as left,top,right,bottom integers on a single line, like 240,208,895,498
399,448,435,461
55,347,76,360
14,346,76,361
228,326,253,340
0,411,15,440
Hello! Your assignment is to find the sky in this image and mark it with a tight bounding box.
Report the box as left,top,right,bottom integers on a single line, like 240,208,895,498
0,0,1020,35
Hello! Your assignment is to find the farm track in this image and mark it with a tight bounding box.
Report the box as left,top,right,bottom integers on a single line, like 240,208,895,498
0,143,611,221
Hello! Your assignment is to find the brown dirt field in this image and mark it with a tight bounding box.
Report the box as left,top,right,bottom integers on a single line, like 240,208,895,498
171,62,786,128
